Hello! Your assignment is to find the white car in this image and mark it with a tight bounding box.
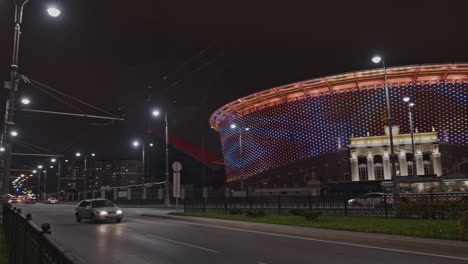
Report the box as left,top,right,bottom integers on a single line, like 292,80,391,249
75,199,123,223
45,198,59,204
347,192,393,207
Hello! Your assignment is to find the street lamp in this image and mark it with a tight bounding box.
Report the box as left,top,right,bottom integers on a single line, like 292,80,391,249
0,147,4,152
132,140,146,184
230,124,250,195
32,170,37,174
372,55,400,202
1,0,61,202
37,165,43,169
46,7,61,17
10,130,18,137
151,108,170,206
51,158,56,163
91,153,96,157
21,97,31,105
403,97,417,176
75,152,81,157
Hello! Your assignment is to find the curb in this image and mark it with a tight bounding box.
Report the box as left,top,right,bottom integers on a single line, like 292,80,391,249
141,213,468,249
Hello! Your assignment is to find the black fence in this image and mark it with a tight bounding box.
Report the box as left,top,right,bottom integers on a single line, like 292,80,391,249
3,204,80,264
184,192,468,218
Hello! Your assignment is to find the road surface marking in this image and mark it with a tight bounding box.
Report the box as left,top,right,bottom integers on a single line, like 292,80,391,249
146,234,218,253
151,218,468,261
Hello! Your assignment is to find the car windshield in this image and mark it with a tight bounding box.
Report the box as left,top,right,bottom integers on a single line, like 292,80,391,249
92,200,114,208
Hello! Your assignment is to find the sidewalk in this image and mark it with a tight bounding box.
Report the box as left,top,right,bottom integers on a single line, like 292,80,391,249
141,212,468,259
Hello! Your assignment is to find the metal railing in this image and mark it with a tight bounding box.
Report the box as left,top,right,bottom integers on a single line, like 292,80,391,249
184,192,468,218
3,204,80,264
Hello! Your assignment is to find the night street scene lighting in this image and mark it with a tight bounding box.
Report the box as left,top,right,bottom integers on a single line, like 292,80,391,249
1,1,467,263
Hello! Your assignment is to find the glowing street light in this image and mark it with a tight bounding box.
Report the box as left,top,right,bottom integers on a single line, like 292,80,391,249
371,56,382,64
32,170,37,174
51,158,56,163
21,97,31,105
132,140,140,147
91,153,96,157
75,152,81,157
37,165,43,169
10,130,18,137
0,147,5,152
152,109,160,117
47,7,61,17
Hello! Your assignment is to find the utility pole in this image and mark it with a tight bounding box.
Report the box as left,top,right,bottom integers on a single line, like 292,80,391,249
164,113,170,207
1,0,30,201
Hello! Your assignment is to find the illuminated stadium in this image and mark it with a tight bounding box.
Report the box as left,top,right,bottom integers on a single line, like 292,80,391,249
209,63,468,185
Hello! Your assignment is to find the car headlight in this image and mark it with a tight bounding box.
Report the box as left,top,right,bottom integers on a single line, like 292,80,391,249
116,210,122,214
99,211,108,215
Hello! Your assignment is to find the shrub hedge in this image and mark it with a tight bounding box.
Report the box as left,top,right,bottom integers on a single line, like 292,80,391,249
228,208,245,215
459,210,468,235
395,201,468,219
245,209,266,218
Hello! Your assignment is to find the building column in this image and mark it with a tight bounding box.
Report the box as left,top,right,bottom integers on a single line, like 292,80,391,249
92,191,95,199
143,187,147,200
383,155,391,180
350,157,359,181
113,188,117,200
367,156,375,181
127,188,132,201
101,190,105,199
398,154,408,176
415,153,424,176
432,153,442,176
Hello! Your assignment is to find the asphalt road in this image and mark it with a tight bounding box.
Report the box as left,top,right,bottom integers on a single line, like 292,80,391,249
15,203,468,264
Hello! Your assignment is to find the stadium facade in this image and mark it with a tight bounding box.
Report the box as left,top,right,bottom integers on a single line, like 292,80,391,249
210,63,468,193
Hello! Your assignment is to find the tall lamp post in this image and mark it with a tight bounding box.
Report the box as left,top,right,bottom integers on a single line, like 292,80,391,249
132,140,146,184
1,1,60,201
230,124,249,195
403,97,417,176
371,56,400,202
152,109,170,206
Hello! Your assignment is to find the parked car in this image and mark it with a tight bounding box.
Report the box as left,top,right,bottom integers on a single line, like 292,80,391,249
45,198,59,204
75,199,123,223
347,192,394,207
25,198,37,204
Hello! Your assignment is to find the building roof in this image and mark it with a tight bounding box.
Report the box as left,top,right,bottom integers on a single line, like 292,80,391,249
209,63,468,131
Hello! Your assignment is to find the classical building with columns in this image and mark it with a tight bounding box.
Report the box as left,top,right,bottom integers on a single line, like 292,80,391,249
349,126,442,182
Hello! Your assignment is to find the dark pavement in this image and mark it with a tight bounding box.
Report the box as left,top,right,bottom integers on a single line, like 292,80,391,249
15,203,468,264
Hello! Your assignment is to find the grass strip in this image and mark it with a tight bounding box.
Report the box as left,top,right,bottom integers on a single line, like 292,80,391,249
169,212,467,241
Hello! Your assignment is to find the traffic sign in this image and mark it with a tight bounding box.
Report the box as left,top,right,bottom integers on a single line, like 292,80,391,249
172,161,182,172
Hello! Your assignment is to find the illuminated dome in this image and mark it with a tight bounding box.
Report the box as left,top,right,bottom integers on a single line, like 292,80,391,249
210,63,468,182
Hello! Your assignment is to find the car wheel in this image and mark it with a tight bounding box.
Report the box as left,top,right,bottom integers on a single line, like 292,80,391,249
75,214,81,222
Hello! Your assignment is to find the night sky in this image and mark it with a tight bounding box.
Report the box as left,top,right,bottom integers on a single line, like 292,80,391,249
0,0,467,166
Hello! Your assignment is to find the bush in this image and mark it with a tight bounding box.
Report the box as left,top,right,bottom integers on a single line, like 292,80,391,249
395,201,468,219
303,210,321,221
245,209,266,218
228,208,245,215
459,210,468,235
290,209,310,216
